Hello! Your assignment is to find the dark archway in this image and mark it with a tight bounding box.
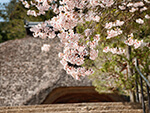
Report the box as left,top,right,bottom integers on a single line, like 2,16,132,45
42,87,128,104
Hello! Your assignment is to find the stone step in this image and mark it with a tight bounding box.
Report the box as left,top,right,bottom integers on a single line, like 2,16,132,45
0,102,142,110
0,102,142,113
0,106,143,113
0,109,143,113
0,105,139,111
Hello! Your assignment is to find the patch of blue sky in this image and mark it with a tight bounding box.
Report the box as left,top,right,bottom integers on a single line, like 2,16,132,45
0,0,10,3
0,0,10,22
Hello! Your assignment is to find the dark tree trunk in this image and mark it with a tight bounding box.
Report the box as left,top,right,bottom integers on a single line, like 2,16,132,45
127,46,136,102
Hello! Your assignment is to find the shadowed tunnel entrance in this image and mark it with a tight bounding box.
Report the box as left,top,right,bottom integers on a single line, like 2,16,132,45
42,87,128,104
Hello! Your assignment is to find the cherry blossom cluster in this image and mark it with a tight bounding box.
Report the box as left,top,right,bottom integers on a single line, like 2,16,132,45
136,18,144,24
90,0,114,7
60,45,87,66
118,1,149,12
27,10,37,17
106,28,123,39
104,20,124,39
57,30,101,79
135,14,150,24
105,20,124,29
103,46,125,55
21,0,30,8
87,34,100,60
88,34,100,49
62,64,94,80
124,36,144,49
21,0,150,80
145,14,150,19
20,0,51,16
49,11,78,30
58,44,94,80
83,10,101,22
41,44,50,52
30,23,56,39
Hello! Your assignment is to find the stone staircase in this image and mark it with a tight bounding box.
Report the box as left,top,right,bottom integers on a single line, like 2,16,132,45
0,102,143,113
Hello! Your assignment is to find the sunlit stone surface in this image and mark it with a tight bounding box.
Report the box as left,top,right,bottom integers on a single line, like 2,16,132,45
0,36,92,106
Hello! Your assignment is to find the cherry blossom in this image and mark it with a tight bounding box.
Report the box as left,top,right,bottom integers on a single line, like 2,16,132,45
21,0,150,80
106,28,123,39
103,46,110,53
124,38,134,46
90,0,99,6
105,20,124,29
114,20,124,27
129,7,138,13
127,2,133,7
101,0,114,7
124,34,145,49
27,10,37,17
118,5,126,10
136,18,144,24
90,49,99,60
93,15,100,22
105,22,113,29
41,44,50,52
144,0,150,3
103,47,125,55
134,40,143,49
145,14,150,19
133,1,144,7
84,29,92,37
140,7,147,12
22,1,30,8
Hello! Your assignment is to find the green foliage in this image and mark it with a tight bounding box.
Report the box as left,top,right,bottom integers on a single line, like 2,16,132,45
3,20,26,41
0,22,8,43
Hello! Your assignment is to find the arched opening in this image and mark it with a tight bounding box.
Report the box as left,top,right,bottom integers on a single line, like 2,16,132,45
42,87,128,104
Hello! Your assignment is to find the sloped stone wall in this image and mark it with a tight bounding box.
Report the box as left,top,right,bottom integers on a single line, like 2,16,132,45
0,36,92,106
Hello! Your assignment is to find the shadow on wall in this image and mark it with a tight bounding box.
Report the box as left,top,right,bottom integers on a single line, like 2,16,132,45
42,86,129,104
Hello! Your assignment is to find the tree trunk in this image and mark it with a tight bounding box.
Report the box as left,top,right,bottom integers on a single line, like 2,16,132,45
127,46,136,102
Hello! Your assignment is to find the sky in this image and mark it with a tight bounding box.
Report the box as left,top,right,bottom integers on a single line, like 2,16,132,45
0,0,10,3
0,0,10,22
